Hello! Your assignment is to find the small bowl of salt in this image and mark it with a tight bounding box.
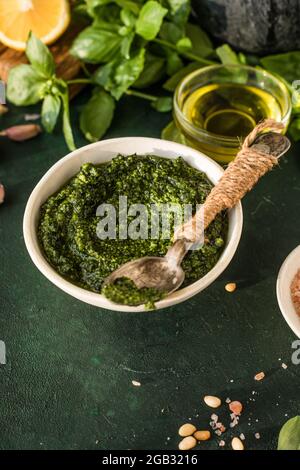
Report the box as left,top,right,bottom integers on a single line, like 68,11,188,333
277,245,300,338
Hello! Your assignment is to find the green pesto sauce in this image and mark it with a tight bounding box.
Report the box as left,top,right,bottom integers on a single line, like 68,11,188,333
102,278,166,310
39,155,228,305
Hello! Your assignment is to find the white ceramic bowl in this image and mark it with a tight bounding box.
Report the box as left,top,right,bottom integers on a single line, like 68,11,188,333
277,245,300,338
23,137,243,312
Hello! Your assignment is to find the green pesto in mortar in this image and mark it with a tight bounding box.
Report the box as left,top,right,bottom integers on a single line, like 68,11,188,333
39,155,227,306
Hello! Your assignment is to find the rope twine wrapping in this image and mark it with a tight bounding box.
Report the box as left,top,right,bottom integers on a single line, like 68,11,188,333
175,119,284,243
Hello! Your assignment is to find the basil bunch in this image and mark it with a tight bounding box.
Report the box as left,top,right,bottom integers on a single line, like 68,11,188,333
70,0,217,144
7,0,300,149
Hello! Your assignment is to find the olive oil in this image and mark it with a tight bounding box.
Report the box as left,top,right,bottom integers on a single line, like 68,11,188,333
182,84,282,139
174,65,291,163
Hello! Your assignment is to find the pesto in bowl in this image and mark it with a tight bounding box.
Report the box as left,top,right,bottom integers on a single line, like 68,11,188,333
38,154,227,304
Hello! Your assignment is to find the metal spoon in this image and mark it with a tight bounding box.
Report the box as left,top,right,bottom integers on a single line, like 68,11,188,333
104,132,290,296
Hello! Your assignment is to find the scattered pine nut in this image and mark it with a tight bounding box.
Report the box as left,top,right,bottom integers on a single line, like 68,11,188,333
281,363,288,369
193,430,211,441
0,184,5,204
178,436,197,451
132,380,141,387
254,372,265,381
219,440,225,447
225,282,236,292
254,433,260,439
204,395,221,408
231,437,244,450
178,423,196,437
229,401,243,416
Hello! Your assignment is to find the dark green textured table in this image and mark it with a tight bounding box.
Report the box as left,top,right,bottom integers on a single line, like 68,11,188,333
0,90,300,450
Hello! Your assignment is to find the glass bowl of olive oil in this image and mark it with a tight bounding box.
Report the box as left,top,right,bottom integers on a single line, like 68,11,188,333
174,64,291,163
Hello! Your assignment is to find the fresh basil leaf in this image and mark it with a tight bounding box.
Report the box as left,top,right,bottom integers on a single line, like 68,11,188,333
120,8,136,27
80,88,115,142
261,51,300,83
166,0,190,27
85,0,113,17
134,52,165,88
166,50,183,76
151,96,173,112
176,37,192,52
161,120,186,144
60,91,76,151
160,21,183,44
41,94,61,133
116,0,141,15
7,64,45,106
70,26,123,63
94,48,145,99
88,0,141,17
26,32,55,78
238,52,247,65
120,32,135,59
278,416,300,450
163,61,200,91
136,1,168,40
185,23,213,58
216,44,240,65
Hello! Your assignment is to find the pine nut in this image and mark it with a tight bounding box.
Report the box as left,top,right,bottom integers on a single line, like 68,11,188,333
204,395,221,408
131,380,141,386
178,423,197,437
254,372,265,381
225,283,236,292
178,436,197,451
194,430,211,441
231,437,244,450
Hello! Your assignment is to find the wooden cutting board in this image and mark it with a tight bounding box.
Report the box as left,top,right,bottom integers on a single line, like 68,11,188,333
0,26,83,98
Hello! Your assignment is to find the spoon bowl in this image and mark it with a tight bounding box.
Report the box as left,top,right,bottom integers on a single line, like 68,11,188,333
105,254,185,294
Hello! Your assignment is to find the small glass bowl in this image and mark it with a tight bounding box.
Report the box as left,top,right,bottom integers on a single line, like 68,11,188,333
174,64,291,163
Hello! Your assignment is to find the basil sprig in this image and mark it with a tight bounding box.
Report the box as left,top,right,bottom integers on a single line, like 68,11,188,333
7,32,76,151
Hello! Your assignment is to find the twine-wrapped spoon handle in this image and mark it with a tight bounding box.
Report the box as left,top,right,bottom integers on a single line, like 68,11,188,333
174,119,290,247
